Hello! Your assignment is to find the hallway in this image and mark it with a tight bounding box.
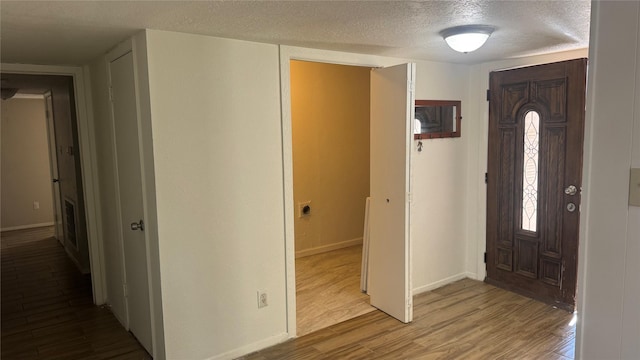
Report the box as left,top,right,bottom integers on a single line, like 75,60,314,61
1,227,150,359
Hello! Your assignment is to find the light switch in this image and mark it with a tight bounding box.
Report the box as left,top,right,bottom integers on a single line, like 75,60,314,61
630,168,640,206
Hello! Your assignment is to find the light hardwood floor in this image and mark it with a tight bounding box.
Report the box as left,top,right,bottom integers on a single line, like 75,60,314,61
3,228,575,359
1,226,150,359
296,245,375,336
244,278,575,359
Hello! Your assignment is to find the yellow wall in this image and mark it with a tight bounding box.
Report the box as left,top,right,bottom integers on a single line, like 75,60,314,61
290,60,370,256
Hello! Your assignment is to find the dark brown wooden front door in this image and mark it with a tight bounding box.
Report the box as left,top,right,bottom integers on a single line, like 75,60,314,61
486,59,587,309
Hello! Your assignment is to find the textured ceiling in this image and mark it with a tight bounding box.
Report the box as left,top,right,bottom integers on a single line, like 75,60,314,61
0,1,591,66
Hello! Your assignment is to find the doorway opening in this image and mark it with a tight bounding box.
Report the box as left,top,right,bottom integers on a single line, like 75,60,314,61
1,94,56,237
1,73,91,275
290,60,375,336
283,53,414,336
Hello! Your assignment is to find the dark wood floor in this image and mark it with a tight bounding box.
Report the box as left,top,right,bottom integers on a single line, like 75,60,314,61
243,278,575,359
1,227,150,360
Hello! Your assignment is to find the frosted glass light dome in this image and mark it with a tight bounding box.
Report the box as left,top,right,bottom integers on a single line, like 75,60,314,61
441,25,495,53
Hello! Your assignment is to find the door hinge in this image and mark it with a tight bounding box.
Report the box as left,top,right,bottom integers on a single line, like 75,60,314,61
485,172,488,184
406,192,413,203
486,89,491,101
123,283,128,298
408,80,415,93
484,252,487,264
109,86,114,103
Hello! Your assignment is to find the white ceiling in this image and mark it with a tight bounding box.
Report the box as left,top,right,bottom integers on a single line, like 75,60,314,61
1,1,591,66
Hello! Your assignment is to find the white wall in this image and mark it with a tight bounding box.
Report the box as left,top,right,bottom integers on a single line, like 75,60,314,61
1,97,55,230
144,30,287,360
464,48,589,280
576,1,640,359
410,61,471,293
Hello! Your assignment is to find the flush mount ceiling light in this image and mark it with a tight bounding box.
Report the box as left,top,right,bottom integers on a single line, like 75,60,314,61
440,25,495,53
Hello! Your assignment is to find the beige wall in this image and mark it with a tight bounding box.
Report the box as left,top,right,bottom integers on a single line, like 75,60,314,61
1,97,54,230
290,60,370,256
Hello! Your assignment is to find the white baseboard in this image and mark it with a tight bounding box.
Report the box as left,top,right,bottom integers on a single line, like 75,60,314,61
412,272,470,296
1,222,54,232
208,332,289,360
464,271,480,281
295,237,363,258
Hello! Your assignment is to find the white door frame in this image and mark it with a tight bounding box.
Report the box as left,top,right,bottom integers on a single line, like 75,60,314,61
43,91,64,244
1,62,106,305
278,45,410,337
105,43,134,331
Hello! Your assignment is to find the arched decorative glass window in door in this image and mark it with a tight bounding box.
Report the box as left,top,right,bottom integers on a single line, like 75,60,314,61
522,110,540,232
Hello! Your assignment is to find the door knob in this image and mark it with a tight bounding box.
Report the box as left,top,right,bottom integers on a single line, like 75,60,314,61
564,185,577,196
130,220,144,231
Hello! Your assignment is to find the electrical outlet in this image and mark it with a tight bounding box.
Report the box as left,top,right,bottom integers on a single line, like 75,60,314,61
257,291,268,308
33,201,40,210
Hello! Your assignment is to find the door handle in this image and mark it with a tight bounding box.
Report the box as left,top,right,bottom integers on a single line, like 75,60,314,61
564,185,577,196
130,220,145,231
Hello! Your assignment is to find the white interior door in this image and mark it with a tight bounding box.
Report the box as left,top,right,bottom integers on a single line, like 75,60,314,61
368,63,414,323
44,92,64,243
109,51,153,353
